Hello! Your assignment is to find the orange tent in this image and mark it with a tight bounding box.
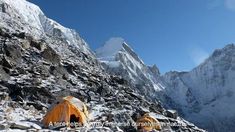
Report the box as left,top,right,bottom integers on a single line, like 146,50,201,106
136,113,161,131
42,96,89,128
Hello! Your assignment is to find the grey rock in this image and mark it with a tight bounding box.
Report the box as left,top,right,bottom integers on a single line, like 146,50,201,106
0,123,10,130
165,110,178,119
41,46,60,65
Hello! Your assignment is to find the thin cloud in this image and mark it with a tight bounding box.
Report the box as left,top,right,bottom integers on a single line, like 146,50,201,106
207,0,222,9
190,48,209,66
207,0,235,11
225,0,235,11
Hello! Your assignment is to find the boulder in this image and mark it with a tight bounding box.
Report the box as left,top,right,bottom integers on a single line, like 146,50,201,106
165,110,178,119
20,40,31,49
0,66,10,81
10,122,31,129
30,40,46,51
12,32,26,39
3,43,22,62
0,123,10,130
41,46,60,64
1,57,13,68
10,121,41,130
26,101,48,110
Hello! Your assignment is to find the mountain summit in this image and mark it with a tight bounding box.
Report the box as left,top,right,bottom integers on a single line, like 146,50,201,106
96,37,145,69
0,0,94,58
163,43,235,131
96,38,162,98
96,37,126,59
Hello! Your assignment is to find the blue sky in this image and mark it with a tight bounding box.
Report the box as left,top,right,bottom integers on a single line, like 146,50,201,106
30,0,235,73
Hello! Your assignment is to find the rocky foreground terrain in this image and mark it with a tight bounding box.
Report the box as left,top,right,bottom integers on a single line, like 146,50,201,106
0,0,205,131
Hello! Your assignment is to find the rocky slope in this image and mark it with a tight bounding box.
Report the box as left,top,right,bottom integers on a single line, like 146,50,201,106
96,37,235,131
0,0,204,131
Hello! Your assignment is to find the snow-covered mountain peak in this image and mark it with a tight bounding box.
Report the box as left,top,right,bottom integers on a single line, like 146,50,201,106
2,0,42,16
222,43,235,50
96,37,145,65
148,64,161,76
159,43,235,131
211,44,235,58
195,43,235,70
96,38,163,99
0,0,44,34
96,37,125,58
0,0,95,58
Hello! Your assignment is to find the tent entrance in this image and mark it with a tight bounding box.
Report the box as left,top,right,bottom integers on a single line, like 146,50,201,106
70,114,81,128
70,114,79,123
